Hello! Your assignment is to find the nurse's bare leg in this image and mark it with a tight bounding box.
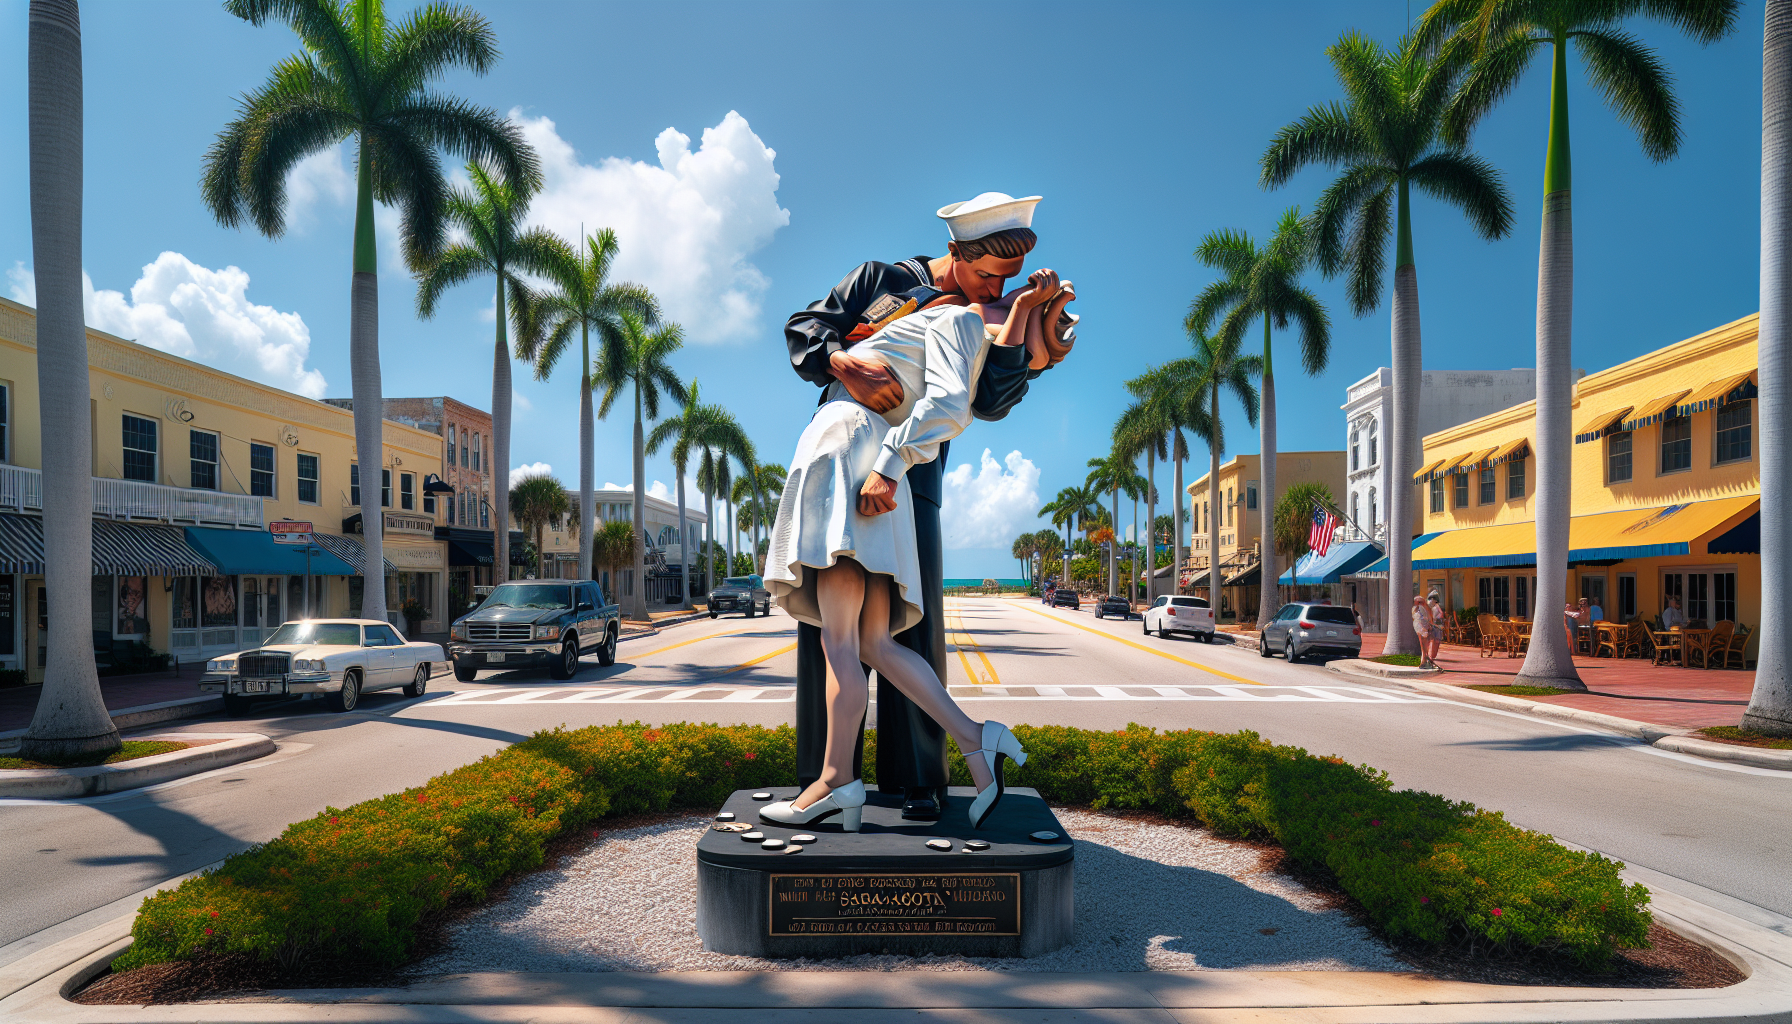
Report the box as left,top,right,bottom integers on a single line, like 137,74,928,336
792,560,870,810
856,576,994,791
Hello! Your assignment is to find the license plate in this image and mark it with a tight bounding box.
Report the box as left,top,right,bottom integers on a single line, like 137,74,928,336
1326,630,1337,637
242,680,269,693
487,652,506,663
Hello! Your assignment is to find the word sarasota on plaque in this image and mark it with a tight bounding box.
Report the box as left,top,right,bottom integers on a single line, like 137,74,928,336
769,873,1020,936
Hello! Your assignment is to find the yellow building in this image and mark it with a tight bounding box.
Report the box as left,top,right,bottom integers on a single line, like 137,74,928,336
1406,313,1759,654
1185,450,1346,619
0,298,448,679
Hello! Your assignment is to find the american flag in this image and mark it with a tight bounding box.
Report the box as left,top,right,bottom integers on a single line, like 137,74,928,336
1308,503,1338,558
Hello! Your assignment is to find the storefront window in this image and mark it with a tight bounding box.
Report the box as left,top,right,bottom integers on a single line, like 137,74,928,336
117,576,147,636
387,571,437,627
202,576,238,627
172,579,198,630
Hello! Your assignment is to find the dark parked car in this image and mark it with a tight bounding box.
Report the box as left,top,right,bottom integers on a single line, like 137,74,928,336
709,575,772,618
1258,602,1362,663
1094,595,1135,619
448,580,619,681
1051,589,1080,609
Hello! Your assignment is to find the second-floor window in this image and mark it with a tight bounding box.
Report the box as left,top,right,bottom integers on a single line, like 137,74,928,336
190,430,219,491
1479,466,1495,505
1368,421,1378,465
481,492,489,528
447,424,456,466
1507,456,1526,499
1660,414,1692,473
401,472,415,510
1350,430,1359,471
123,414,157,482
1716,400,1752,464
297,453,319,504
1225,488,1233,526
350,464,360,506
250,442,275,497
1246,482,1257,510
473,433,482,472
0,382,10,462
382,468,392,508
1368,488,1378,534
1609,431,1633,484
1453,471,1469,508
1430,476,1444,514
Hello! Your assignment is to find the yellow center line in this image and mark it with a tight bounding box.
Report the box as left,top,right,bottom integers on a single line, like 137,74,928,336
946,611,1001,687
1019,604,1261,685
635,627,784,659
716,641,798,677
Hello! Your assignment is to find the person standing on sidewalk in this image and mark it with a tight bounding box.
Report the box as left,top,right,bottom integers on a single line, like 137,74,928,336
1412,595,1437,670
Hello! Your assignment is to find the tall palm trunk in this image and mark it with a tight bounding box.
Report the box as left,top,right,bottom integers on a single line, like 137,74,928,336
703,480,715,598
1172,436,1185,597
1108,487,1119,596
630,386,648,620
577,323,594,582
1516,40,1587,691
1748,0,1792,733
1145,446,1156,601
491,275,511,586
1384,180,1422,656
349,141,387,623
1255,315,1277,627
752,480,769,574
1208,390,1222,612
22,0,117,761
1062,519,1072,585
676,474,691,608
1130,485,1139,600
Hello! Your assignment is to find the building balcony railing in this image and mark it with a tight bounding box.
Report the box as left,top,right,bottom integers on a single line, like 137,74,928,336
0,464,264,529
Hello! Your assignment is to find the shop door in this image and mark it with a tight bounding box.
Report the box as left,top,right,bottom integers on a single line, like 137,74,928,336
242,577,284,646
1579,575,1607,619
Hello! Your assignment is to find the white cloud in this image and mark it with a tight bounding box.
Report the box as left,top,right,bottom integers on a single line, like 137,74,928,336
511,389,533,413
511,461,554,488
648,480,671,500
940,449,1042,550
602,480,627,491
285,146,354,232
514,109,789,344
10,253,328,399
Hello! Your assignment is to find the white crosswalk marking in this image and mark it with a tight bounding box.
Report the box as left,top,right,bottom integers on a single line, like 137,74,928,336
426,683,1440,708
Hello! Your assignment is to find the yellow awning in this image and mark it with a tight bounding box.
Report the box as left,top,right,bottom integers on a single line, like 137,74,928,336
1486,437,1530,465
1408,495,1759,570
1575,405,1632,444
1465,447,1500,471
1682,370,1756,413
1434,451,1475,477
1622,390,1692,432
1412,458,1446,484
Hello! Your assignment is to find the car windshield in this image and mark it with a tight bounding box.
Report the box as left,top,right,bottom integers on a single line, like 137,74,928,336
264,622,360,647
1305,606,1357,624
722,577,756,587
481,584,572,610
1170,597,1209,609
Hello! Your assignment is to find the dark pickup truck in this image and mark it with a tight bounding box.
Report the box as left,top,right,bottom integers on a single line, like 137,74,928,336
448,580,620,681
707,575,772,618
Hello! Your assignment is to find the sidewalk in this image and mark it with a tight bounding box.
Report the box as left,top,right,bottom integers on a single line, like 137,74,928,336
1362,633,1752,730
0,664,202,734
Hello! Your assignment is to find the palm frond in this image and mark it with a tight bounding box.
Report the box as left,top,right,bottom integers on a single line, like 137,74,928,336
414,243,489,316
1406,151,1515,240
1260,102,1365,187
1571,26,1680,160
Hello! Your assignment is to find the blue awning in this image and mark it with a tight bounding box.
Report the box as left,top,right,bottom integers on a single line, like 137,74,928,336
1356,532,1445,576
1278,541,1385,585
184,527,358,576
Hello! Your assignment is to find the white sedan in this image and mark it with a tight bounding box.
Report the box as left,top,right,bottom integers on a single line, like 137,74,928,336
1142,595,1216,642
199,619,444,714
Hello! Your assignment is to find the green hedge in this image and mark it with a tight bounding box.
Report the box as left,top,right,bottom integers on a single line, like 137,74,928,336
118,723,1649,974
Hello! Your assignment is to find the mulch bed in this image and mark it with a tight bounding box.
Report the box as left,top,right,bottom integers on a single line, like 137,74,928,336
1697,727,1792,751
73,808,1743,1004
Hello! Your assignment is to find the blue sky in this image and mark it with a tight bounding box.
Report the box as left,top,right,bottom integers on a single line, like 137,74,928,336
0,1,1767,578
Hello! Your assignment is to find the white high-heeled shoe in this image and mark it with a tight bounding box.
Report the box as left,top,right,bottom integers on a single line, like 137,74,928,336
759,779,866,832
967,721,1027,829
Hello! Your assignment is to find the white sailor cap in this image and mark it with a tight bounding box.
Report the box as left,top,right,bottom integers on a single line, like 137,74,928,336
936,192,1042,242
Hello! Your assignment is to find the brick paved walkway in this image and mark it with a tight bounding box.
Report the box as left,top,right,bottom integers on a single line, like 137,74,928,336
0,663,204,733
1363,633,1752,729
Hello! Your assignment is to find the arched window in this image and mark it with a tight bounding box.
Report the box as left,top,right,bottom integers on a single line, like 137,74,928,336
1351,493,1360,537
1368,420,1379,466
472,433,482,473
1350,429,1360,471
447,424,456,467
1368,487,1378,536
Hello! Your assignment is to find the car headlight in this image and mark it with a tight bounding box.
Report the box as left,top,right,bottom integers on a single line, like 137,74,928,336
207,658,235,673
535,624,560,640
451,621,467,640
292,658,328,673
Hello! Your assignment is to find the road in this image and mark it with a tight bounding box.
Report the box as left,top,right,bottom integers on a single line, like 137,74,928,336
2,596,1788,965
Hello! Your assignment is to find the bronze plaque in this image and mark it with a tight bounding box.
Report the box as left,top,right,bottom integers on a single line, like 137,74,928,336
769,873,1020,936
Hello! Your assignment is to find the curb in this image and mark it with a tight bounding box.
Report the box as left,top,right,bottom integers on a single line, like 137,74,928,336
1328,657,1442,679
0,696,223,752
3,877,1791,1023
0,732,274,799
1655,734,1792,770
619,610,712,642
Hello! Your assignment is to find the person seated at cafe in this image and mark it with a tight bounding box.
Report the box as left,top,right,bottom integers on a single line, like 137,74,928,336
1662,595,1687,630
1587,598,1604,623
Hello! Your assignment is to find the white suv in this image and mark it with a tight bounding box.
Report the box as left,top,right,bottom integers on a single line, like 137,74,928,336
1142,595,1215,642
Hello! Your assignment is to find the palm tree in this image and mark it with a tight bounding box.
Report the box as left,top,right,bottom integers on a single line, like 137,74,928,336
1113,405,1166,601
415,161,560,584
749,463,786,573
1041,484,1100,587
644,380,726,606
696,442,731,597
1011,534,1036,586
1273,482,1339,573
1085,454,1146,598
509,472,570,580
524,228,658,583
1749,0,1792,735
202,0,538,624
1261,30,1513,656
1190,207,1331,632
1419,1,1738,686
1031,529,1064,586
20,0,119,762
592,518,634,602
592,308,687,620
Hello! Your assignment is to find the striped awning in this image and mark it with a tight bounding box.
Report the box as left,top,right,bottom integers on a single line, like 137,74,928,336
1621,390,1691,433
1575,406,1633,444
1678,371,1756,417
1462,447,1500,472
311,532,398,575
1412,458,1447,484
1484,437,1530,467
0,515,218,576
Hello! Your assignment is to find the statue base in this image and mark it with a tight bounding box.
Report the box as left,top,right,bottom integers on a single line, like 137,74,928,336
696,786,1073,959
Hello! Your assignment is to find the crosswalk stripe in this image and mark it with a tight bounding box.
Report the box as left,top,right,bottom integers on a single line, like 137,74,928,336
427,683,1438,707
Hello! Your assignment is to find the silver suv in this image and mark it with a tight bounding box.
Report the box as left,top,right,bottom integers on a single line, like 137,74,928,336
1259,603,1361,663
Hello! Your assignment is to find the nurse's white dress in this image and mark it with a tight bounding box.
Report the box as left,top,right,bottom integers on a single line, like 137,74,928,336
767,305,993,636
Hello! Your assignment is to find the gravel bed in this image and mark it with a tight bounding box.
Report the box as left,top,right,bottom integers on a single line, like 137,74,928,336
407,810,1400,974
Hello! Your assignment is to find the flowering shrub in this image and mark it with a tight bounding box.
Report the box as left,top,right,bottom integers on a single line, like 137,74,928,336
119,722,1647,974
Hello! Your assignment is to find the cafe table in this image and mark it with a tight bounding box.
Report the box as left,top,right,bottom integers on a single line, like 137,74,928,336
1651,627,1711,666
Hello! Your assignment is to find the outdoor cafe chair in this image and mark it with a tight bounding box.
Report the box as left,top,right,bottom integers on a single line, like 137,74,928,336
1724,624,1752,670
1687,621,1733,669
1596,621,1640,659
1477,614,1506,658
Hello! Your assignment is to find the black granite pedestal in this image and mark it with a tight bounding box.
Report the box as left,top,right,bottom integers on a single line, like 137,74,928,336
695,786,1073,958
